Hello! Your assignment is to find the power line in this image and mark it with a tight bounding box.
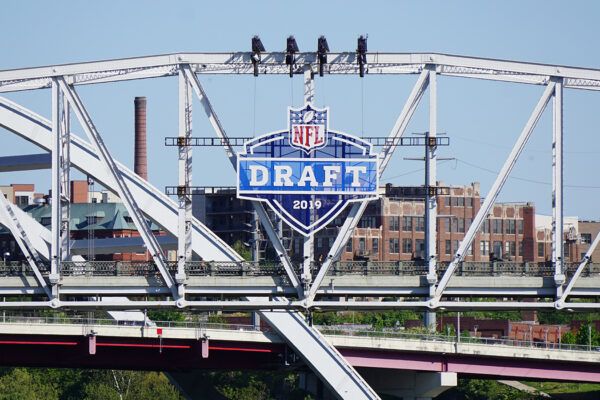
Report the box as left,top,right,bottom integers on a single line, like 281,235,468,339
455,158,600,189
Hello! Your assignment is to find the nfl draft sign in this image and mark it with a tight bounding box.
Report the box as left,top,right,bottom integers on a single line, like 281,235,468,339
237,104,379,236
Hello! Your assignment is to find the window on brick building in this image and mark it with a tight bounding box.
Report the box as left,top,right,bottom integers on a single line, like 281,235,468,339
445,197,450,206
345,238,353,253
481,219,490,234
493,241,502,257
401,216,411,232
466,198,473,207
401,238,412,254
445,217,451,233
389,216,399,231
564,243,570,259
518,241,523,257
359,238,365,253
581,233,592,244
415,217,425,232
518,220,523,235
506,241,515,257
453,240,460,254
493,219,503,234
538,243,544,258
506,220,516,234
360,216,377,228
480,240,489,256
372,238,379,253
453,197,458,206
415,239,425,258
390,238,399,254
452,218,458,233
445,240,451,255
458,218,465,233
458,197,464,207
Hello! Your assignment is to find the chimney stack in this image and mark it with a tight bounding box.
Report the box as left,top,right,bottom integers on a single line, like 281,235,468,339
134,97,148,181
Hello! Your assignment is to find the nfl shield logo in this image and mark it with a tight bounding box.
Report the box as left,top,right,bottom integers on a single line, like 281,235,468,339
237,103,379,236
289,104,328,153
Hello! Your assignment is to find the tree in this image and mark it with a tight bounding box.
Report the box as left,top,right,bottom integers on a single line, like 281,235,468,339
232,240,252,261
0,368,59,400
575,323,600,347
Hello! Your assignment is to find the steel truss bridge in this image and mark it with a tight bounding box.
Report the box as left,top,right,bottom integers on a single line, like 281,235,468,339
1,49,600,399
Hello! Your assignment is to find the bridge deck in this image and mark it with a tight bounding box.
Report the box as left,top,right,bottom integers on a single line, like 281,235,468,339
0,318,598,383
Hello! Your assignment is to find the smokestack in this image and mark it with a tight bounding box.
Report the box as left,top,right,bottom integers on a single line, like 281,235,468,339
134,97,148,180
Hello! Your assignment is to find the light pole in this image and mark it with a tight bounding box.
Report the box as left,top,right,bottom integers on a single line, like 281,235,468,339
2,252,9,265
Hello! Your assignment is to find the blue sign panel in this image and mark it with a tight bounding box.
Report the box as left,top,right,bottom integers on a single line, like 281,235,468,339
237,104,379,236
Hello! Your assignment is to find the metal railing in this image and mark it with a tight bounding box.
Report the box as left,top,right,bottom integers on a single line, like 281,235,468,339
0,260,598,279
0,314,597,354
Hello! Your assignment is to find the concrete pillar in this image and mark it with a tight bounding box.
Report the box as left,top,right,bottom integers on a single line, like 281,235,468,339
359,369,457,400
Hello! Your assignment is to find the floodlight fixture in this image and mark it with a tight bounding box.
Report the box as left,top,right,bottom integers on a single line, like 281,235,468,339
317,36,329,77
251,35,265,77
357,35,368,77
286,36,299,77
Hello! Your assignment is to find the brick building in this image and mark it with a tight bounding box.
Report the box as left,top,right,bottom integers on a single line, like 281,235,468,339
337,182,571,263
0,181,166,263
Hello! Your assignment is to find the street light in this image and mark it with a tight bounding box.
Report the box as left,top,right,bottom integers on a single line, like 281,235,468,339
2,252,9,265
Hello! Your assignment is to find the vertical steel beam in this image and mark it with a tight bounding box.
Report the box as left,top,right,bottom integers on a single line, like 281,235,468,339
182,66,302,293
177,68,193,298
552,78,565,294
303,65,315,295
60,92,71,261
434,83,556,302
424,66,437,330
308,71,429,301
50,79,61,298
57,78,179,300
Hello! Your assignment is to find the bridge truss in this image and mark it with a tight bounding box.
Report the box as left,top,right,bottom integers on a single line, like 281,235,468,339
1,51,599,311
2,50,600,399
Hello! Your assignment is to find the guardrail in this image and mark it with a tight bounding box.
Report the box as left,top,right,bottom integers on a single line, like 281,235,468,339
0,260,598,279
0,315,597,354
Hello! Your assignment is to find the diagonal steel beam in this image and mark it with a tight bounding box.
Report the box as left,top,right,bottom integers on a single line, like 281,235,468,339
0,192,51,298
182,65,302,294
434,82,556,303
308,70,430,301
556,231,600,309
57,78,179,300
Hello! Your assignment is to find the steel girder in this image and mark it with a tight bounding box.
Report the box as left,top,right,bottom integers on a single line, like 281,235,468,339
1,52,600,91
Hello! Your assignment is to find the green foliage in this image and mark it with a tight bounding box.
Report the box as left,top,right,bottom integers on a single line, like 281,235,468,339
146,309,186,322
576,322,600,347
208,370,308,400
0,368,182,400
560,330,577,345
232,240,252,261
0,368,59,400
312,310,421,328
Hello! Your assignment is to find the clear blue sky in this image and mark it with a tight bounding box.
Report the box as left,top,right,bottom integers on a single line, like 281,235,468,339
1,0,600,219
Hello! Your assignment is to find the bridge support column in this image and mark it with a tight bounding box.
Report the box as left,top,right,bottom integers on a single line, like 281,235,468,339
177,67,193,299
424,65,438,332
359,369,457,400
552,78,565,295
